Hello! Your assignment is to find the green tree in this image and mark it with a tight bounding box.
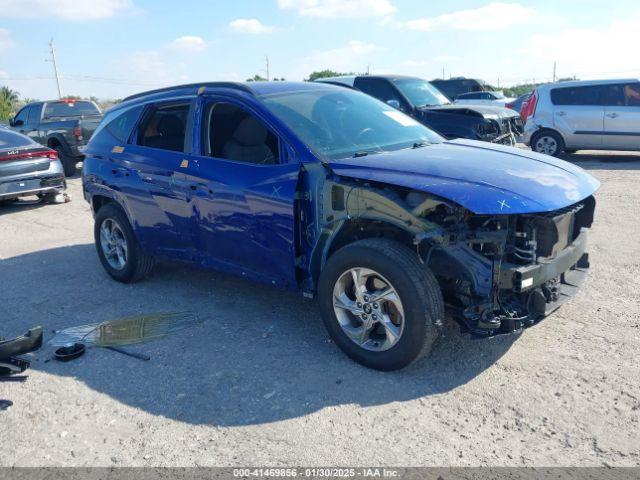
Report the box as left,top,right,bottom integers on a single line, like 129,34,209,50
306,70,355,82
246,74,268,82
0,86,20,122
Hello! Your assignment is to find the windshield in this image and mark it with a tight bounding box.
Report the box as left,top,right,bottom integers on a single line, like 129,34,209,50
260,88,443,161
393,79,450,107
43,101,101,119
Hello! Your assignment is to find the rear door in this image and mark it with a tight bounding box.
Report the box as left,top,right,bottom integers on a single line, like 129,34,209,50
112,100,197,258
550,85,604,148
183,96,300,288
603,82,640,149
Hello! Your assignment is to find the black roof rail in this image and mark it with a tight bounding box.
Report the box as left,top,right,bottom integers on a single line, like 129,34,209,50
123,82,254,102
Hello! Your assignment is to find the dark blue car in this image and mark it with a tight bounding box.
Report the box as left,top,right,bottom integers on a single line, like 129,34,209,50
83,81,599,370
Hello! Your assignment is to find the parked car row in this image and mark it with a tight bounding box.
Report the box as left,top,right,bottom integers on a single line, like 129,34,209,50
318,75,522,146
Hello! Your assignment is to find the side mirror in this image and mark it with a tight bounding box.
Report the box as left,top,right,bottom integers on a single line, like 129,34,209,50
11,119,23,127
386,99,401,110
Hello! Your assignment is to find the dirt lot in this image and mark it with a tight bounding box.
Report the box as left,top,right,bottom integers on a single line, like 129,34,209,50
1,151,639,467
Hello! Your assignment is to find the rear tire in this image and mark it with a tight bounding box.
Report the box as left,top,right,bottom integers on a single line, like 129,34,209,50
531,130,564,157
94,204,154,283
55,147,77,177
318,238,444,371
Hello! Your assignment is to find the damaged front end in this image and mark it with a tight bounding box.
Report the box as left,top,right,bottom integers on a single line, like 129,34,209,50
427,195,595,335
310,174,596,337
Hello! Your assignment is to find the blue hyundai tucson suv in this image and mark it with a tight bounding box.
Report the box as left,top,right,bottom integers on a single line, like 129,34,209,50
83,81,599,370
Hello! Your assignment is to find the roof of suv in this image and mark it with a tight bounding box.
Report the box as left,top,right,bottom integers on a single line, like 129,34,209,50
536,78,640,91
122,81,336,103
317,74,423,86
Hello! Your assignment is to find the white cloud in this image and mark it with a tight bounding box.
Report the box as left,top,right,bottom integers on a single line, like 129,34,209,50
522,14,640,79
167,36,207,53
278,0,397,19
289,40,381,79
402,59,430,68
404,2,535,31
0,29,15,54
229,18,276,34
123,50,188,88
0,0,134,20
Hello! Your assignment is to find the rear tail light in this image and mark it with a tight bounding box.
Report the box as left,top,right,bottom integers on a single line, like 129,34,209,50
73,125,83,141
0,149,58,162
521,91,537,122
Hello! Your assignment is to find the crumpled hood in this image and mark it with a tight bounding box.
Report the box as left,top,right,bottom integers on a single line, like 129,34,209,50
426,104,518,121
328,139,600,215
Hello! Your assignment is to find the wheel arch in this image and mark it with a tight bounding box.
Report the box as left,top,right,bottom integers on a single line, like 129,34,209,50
530,127,567,148
47,134,73,155
307,218,418,292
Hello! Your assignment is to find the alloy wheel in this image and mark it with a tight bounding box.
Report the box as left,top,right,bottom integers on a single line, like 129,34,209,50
332,267,405,352
99,218,128,271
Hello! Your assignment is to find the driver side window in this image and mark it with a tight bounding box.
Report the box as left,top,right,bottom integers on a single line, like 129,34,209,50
14,107,29,124
204,102,279,165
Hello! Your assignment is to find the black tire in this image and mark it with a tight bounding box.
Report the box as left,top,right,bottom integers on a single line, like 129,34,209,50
531,130,565,157
94,203,154,283
54,146,77,177
318,238,444,371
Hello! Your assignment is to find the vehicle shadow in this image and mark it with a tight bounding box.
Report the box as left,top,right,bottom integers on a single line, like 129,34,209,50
0,198,54,214
3,244,520,427
560,151,640,170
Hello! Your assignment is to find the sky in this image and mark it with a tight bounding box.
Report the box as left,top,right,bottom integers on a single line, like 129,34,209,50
1,0,640,100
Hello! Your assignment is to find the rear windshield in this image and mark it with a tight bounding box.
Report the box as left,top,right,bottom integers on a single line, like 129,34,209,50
0,128,36,149
43,101,101,119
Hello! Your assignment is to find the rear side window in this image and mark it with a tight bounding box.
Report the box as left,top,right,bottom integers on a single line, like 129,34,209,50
550,85,606,106
137,103,190,153
43,100,101,118
0,129,36,148
105,106,142,143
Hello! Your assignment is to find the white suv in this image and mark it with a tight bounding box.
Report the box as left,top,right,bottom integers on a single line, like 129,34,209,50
523,79,640,156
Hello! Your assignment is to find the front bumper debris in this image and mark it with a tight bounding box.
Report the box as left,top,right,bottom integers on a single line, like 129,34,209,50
459,229,590,336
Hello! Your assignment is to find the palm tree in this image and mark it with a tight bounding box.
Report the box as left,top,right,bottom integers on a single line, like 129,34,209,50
0,86,20,122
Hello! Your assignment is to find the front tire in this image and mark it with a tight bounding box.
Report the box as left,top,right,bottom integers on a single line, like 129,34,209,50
94,204,154,283
318,238,444,371
531,130,564,157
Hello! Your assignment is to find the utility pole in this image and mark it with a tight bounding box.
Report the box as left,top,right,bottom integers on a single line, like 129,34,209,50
265,55,270,81
49,38,62,98
442,66,445,80
552,61,557,82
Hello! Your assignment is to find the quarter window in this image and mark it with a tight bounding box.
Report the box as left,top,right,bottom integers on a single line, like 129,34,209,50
138,103,190,152
105,106,142,143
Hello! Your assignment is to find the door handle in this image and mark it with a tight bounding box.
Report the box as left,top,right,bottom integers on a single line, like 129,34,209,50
190,183,213,196
556,111,566,116
111,167,130,177
606,113,619,118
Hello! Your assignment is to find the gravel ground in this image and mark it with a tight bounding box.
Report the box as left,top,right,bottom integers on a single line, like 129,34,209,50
0,151,639,467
